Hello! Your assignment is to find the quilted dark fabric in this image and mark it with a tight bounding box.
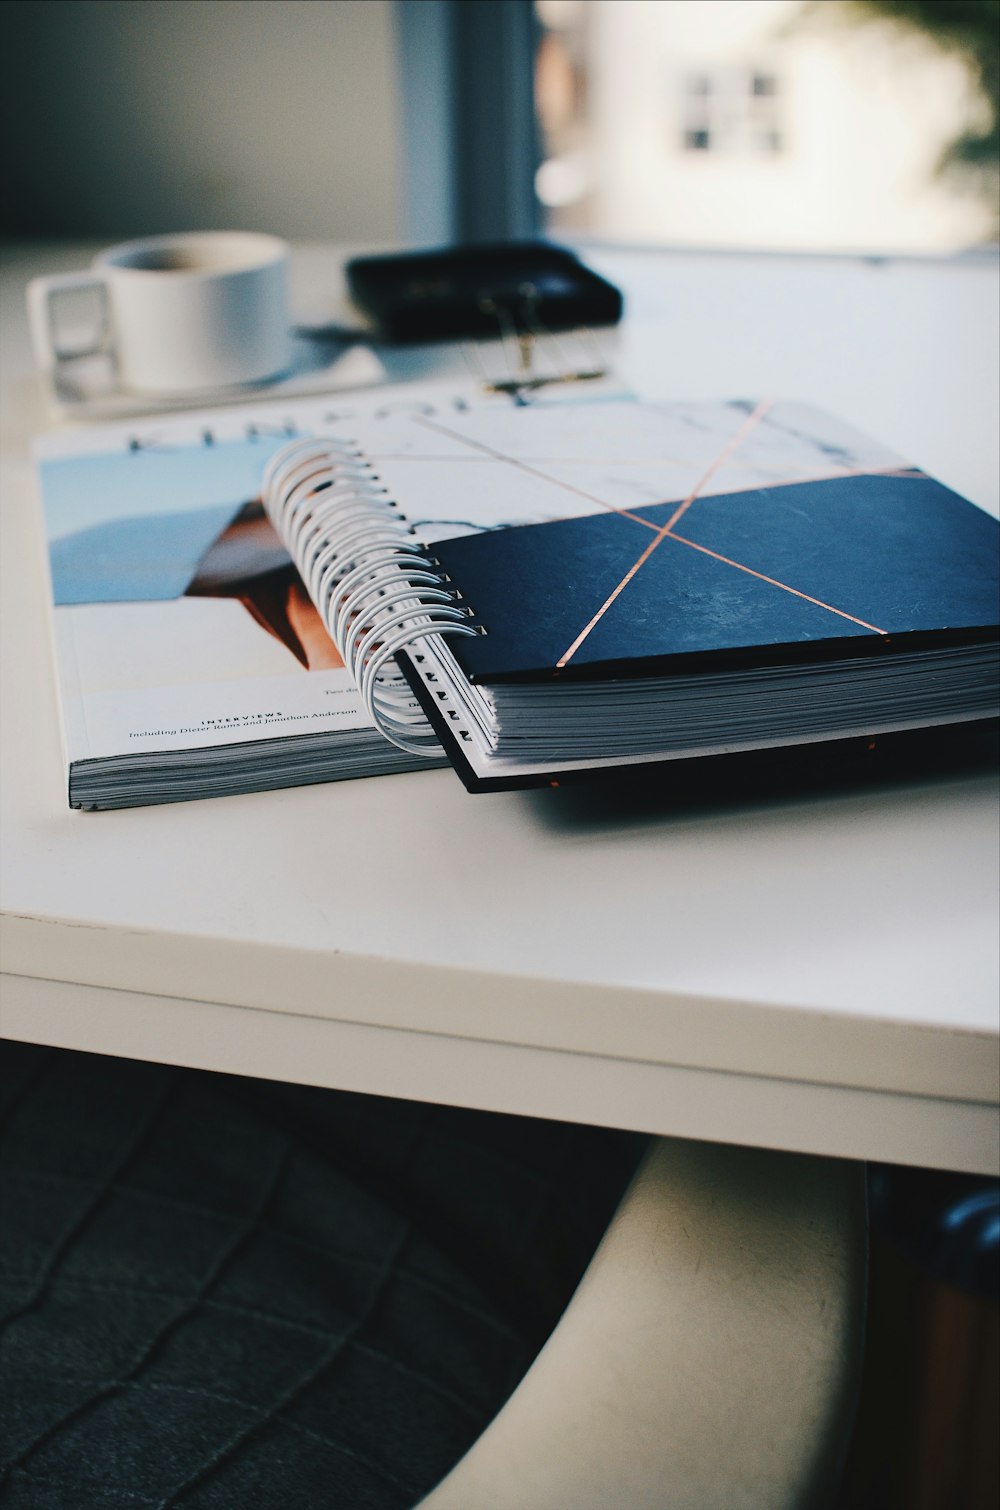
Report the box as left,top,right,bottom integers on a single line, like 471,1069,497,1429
0,1041,645,1508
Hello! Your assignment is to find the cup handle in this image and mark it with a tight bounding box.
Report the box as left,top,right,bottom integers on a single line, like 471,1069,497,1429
26,271,110,374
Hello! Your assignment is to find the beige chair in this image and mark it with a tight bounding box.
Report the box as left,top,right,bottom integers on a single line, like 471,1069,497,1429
418,1136,866,1510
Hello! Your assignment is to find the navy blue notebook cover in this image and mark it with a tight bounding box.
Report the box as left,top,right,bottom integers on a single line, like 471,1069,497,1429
430,469,998,684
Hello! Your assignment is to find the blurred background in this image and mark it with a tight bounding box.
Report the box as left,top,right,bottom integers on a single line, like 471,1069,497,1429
2,0,997,255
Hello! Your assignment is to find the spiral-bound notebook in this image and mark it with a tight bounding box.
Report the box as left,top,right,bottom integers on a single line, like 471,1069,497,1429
262,398,1000,792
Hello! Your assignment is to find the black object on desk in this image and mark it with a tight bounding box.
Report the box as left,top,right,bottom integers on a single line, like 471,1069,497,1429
345,241,624,343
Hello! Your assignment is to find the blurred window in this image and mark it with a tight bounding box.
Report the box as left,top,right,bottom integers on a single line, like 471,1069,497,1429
534,0,999,253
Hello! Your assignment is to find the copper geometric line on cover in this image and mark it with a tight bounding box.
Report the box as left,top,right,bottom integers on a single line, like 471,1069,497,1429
555,399,888,668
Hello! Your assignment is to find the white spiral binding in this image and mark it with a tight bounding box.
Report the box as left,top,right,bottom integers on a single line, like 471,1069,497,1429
261,437,478,754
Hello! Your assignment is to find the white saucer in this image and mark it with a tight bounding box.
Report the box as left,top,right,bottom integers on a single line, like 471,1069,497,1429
44,331,386,420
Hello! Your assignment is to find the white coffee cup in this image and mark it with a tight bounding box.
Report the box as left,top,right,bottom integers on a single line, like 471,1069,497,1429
27,231,292,395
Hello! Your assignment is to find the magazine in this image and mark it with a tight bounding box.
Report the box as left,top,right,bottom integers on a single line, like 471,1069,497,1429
35,377,627,808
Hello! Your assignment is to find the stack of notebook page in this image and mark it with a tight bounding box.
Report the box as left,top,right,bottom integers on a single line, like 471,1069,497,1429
261,397,999,792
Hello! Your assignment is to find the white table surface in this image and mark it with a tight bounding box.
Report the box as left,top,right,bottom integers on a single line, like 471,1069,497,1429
2,241,998,1174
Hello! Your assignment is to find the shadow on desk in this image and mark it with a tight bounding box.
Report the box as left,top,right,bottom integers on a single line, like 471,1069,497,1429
522,720,1000,835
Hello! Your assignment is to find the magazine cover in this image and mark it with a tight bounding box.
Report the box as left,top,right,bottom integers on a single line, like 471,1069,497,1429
34,383,490,807
35,375,630,807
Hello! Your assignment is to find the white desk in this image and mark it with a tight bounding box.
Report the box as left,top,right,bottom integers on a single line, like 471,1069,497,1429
2,243,998,1175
